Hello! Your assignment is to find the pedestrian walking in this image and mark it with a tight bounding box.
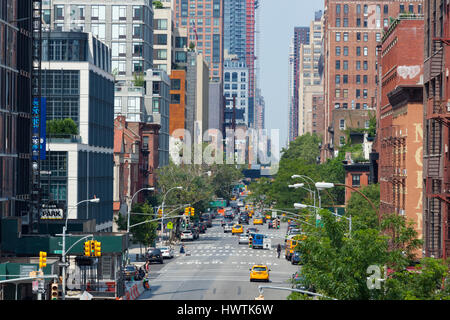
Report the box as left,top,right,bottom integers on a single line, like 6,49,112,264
180,244,185,254
277,244,281,259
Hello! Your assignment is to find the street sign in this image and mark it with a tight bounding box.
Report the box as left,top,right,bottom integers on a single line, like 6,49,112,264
53,250,63,254
167,221,173,230
40,204,64,220
272,211,277,218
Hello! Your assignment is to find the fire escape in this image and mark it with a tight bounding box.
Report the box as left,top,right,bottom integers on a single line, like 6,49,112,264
424,2,450,259
379,126,406,217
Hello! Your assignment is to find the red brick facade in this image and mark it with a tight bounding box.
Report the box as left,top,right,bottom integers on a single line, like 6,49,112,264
113,116,160,215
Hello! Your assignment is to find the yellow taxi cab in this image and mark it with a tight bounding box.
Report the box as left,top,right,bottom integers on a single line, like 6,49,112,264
249,265,270,282
253,217,263,225
232,224,244,234
265,214,271,220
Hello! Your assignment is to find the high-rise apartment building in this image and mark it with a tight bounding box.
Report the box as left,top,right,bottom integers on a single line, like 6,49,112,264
153,2,174,74
0,0,32,222
174,0,224,82
44,0,154,122
40,31,115,231
298,11,324,137
289,26,310,141
322,1,408,160
223,60,249,127
422,0,450,259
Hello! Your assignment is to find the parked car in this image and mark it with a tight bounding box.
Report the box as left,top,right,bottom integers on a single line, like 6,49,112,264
201,213,213,227
239,214,249,225
158,246,174,259
291,271,315,294
146,248,164,264
123,265,139,281
181,230,194,241
291,251,301,265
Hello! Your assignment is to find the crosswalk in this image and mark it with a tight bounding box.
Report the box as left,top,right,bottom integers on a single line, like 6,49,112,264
199,231,285,240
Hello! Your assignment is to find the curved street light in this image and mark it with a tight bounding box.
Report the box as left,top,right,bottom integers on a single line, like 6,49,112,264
127,187,155,233
62,197,100,300
160,186,183,245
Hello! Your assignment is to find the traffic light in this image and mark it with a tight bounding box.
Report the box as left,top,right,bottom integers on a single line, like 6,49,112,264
39,251,47,269
94,241,101,257
50,282,59,300
84,240,91,257
90,240,96,256
190,207,195,216
185,207,190,216
158,208,163,218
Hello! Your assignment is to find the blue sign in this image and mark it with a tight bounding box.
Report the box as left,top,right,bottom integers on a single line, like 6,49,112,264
40,98,46,160
32,97,47,161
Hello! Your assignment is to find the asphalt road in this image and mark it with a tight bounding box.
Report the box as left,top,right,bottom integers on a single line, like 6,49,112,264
137,216,300,300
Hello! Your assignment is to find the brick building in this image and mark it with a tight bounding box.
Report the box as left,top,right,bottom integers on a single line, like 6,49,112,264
311,94,325,136
113,116,160,224
422,0,450,259
378,17,425,252
169,69,187,138
322,1,421,160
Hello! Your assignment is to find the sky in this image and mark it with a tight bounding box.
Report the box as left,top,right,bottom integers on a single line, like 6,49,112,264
259,0,324,149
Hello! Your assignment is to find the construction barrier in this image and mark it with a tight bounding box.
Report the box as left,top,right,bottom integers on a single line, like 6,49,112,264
122,279,146,300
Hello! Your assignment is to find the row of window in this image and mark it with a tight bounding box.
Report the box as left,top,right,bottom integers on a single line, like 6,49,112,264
336,60,370,71
336,32,381,43
224,84,246,90
335,102,370,110
338,119,370,131
335,88,370,99
335,46,376,57
54,5,147,22
335,75,370,85
335,3,422,16
224,72,247,82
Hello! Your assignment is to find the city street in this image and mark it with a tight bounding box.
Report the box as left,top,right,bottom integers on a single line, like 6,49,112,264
137,217,299,300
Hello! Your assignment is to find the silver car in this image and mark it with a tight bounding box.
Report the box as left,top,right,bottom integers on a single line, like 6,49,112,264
158,246,174,259
238,234,249,244
224,223,233,233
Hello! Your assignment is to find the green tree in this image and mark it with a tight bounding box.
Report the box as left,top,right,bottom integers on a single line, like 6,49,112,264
46,118,78,136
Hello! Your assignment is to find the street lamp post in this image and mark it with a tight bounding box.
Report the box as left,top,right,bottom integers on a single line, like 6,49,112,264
294,202,352,236
127,188,155,233
61,198,100,300
159,186,183,245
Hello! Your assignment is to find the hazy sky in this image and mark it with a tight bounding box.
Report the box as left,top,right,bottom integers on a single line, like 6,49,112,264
259,1,324,149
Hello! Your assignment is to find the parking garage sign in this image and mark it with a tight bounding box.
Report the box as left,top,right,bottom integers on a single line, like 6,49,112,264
40,204,64,220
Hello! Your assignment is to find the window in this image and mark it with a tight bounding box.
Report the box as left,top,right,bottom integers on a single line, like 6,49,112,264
384,18,389,27
356,47,361,56
171,79,181,90
356,61,361,70
376,33,381,42
339,119,345,130
365,120,370,129
335,75,340,84
91,5,105,20
336,46,341,56
343,103,348,109
112,6,127,21
175,51,187,63
352,174,361,187
408,4,414,13
356,89,361,98
335,103,340,109
363,61,368,70
363,89,368,99
356,18,361,27
343,18,348,27
155,19,168,30
112,24,127,39
343,46,348,56
384,5,389,14
336,32,341,42
340,136,346,146
171,94,180,104
344,4,349,14
133,24,143,38
343,60,348,70
335,89,341,98
343,32,348,42
336,4,341,14
356,75,361,84
356,103,361,109
336,60,341,70
152,99,160,112
356,32,361,41
343,89,348,98
133,6,143,20
400,4,405,13
363,75,368,84
418,4,422,14
356,4,361,14
363,47,368,56
336,18,341,27
55,5,64,20
363,33,368,42
343,75,348,84
155,34,167,45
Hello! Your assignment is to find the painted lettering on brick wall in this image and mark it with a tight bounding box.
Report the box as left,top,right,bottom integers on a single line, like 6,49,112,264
397,65,421,80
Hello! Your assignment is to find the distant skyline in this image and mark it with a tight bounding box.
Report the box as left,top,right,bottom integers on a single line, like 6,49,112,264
260,1,324,149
